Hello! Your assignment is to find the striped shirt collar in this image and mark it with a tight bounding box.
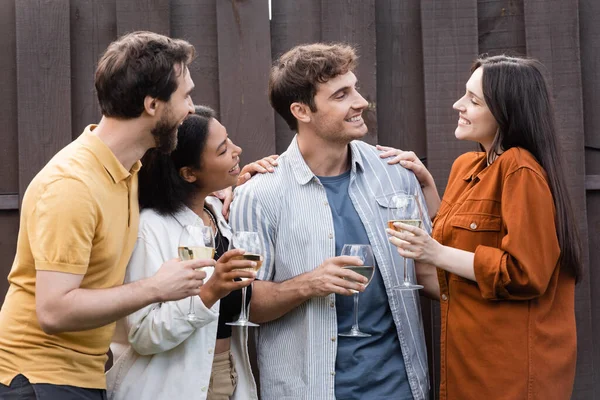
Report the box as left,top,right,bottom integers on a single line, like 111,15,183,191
287,134,365,185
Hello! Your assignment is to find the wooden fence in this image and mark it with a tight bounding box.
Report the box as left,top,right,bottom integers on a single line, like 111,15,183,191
0,0,598,398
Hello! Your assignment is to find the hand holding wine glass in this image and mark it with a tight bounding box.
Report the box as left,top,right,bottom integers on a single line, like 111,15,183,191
199,248,257,309
177,224,216,323
227,231,264,327
387,194,424,290
338,244,376,338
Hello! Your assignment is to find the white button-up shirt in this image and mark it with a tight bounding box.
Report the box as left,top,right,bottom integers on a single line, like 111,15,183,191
106,197,258,400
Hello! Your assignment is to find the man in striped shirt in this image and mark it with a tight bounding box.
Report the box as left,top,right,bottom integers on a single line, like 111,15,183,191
230,43,429,400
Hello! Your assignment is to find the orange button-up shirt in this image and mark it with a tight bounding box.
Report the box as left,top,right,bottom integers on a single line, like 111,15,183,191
432,148,576,400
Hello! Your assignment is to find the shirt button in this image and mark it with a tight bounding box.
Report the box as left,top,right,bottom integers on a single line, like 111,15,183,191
330,371,336,376
201,386,207,392
328,233,333,239
208,348,214,354
330,302,335,308
441,294,448,301
331,337,336,342
324,201,329,206
469,222,477,230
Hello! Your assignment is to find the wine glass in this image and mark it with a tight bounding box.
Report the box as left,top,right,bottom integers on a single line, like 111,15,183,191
226,231,263,327
338,244,376,338
177,224,215,322
387,193,424,290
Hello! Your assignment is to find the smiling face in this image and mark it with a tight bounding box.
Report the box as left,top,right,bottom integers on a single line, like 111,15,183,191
302,71,369,144
189,118,242,193
452,67,499,152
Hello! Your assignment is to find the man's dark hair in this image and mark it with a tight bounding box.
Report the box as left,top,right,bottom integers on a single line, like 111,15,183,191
269,43,357,131
95,31,195,119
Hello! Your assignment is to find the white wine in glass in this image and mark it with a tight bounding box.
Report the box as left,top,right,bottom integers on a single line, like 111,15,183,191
387,194,424,290
230,253,263,281
226,231,262,327
176,224,215,323
338,244,375,338
342,265,375,294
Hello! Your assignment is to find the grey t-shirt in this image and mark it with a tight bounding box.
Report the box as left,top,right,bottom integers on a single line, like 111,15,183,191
318,171,412,400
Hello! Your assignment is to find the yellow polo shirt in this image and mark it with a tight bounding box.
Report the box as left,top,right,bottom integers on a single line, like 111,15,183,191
0,125,140,389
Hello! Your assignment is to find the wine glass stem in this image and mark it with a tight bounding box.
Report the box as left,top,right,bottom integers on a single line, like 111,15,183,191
352,292,360,332
239,286,248,322
188,296,195,316
403,258,410,284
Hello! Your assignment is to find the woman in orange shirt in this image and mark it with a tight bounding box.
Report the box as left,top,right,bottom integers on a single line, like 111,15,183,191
383,55,582,399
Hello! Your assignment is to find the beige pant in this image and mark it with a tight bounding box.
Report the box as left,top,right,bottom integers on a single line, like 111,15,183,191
207,350,238,400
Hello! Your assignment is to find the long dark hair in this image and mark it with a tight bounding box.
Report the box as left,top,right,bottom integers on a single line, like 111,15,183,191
473,55,582,281
138,105,216,215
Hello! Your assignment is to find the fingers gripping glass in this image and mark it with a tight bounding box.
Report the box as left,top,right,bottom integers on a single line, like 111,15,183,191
388,194,424,290
226,231,263,327
177,224,215,322
338,244,376,338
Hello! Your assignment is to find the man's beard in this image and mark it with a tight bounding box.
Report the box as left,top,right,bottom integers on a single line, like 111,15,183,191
151,113,179,154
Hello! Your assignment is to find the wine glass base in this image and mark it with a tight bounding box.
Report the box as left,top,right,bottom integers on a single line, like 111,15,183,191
393,282,424,291
226,320,259,327
176,315,206,323
339,330,371,338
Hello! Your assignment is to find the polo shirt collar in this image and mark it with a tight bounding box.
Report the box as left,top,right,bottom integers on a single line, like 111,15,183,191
80,124,141,184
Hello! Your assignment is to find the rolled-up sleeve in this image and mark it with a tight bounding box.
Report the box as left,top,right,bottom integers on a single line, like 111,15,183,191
473,167,561,300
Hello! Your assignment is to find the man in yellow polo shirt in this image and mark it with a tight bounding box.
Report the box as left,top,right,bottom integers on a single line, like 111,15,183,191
0,31,214,399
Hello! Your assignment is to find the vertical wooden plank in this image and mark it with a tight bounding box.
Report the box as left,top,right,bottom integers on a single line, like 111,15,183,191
70,0,117,140
16,0,72,196
0,0,18,195
421,2,479,396
524,1,592,398
421,0,479,196
216,0,276,166
580,0,600,394
321,0,378,145
0,211,19,301
270,0,321,153
375,0,426,157
171,0,220,113
116,0,170,36
478,0,526,56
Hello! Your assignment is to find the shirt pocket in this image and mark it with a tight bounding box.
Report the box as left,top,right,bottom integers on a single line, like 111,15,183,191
449,213,502,253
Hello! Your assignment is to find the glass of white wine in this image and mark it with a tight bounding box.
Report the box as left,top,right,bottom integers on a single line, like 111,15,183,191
387,193,424,290
338,244,375,338
177,224,215,322
226,231,263,327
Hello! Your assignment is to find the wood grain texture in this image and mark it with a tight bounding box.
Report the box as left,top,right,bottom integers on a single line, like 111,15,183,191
0,1,18,195
116,0,170,36
524,0,592,398
216,0,275,166
171,0,220,113
421,0,479,196
270,0,321,153
321,0,378,144
16,0,72,197
70,0,117,139
0,211,19,301
580,0,600,150
375,0,426,156
478,0,526,56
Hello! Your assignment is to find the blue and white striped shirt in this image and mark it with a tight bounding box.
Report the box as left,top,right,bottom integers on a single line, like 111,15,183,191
230,136,430,400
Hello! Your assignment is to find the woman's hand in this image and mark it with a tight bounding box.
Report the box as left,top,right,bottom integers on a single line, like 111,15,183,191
386,222,444,266
376,145,434,188
199,249,256,309
377,145,441,219
236,154,279,186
